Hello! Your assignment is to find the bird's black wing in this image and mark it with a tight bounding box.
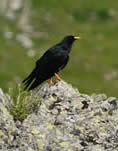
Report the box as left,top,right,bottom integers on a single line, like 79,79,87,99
23,46,69,90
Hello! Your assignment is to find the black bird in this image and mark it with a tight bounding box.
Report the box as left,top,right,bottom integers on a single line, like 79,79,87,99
23,35,80,90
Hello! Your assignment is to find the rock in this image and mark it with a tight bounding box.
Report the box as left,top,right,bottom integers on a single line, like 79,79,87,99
0,81,118,151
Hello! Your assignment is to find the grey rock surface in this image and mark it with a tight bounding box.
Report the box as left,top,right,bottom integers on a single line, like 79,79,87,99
0,81,118,151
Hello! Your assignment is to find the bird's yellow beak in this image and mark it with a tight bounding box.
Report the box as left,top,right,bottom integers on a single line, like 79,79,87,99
74,36,80,40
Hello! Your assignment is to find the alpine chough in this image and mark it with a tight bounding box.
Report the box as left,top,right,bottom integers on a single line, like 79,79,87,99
23,35,80,90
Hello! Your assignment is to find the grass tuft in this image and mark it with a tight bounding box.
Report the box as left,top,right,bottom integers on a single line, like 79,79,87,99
8,84,40,121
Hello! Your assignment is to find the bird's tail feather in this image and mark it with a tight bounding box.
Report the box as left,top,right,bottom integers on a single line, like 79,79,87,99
28,79,43,91
22,68,37,90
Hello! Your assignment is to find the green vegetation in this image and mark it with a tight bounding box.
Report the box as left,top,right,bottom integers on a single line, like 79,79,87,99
8,84,40,121
0,0,118,97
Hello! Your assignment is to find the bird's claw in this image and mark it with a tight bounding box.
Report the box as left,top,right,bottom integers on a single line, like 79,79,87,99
54,80,59,84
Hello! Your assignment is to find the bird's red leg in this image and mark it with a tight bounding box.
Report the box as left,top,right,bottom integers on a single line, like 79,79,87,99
49,78,53,86
54,73,62,81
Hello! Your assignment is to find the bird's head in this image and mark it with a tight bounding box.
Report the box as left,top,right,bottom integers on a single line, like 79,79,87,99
60,35,80,50
62,35,80,45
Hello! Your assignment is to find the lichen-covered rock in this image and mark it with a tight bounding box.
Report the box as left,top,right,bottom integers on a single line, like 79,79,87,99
0,81,118,151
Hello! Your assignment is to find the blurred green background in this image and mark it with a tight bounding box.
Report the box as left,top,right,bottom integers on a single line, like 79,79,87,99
0,0,118,97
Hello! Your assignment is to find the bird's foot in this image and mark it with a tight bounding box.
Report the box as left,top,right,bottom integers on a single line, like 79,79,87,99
49,78,53,86
54,73,62,81
54,80,60,84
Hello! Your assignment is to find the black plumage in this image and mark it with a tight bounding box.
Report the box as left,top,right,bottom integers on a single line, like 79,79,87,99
23,35,80,90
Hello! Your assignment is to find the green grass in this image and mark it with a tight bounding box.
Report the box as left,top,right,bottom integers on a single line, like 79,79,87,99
0,0,118,97
8,84,40,121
